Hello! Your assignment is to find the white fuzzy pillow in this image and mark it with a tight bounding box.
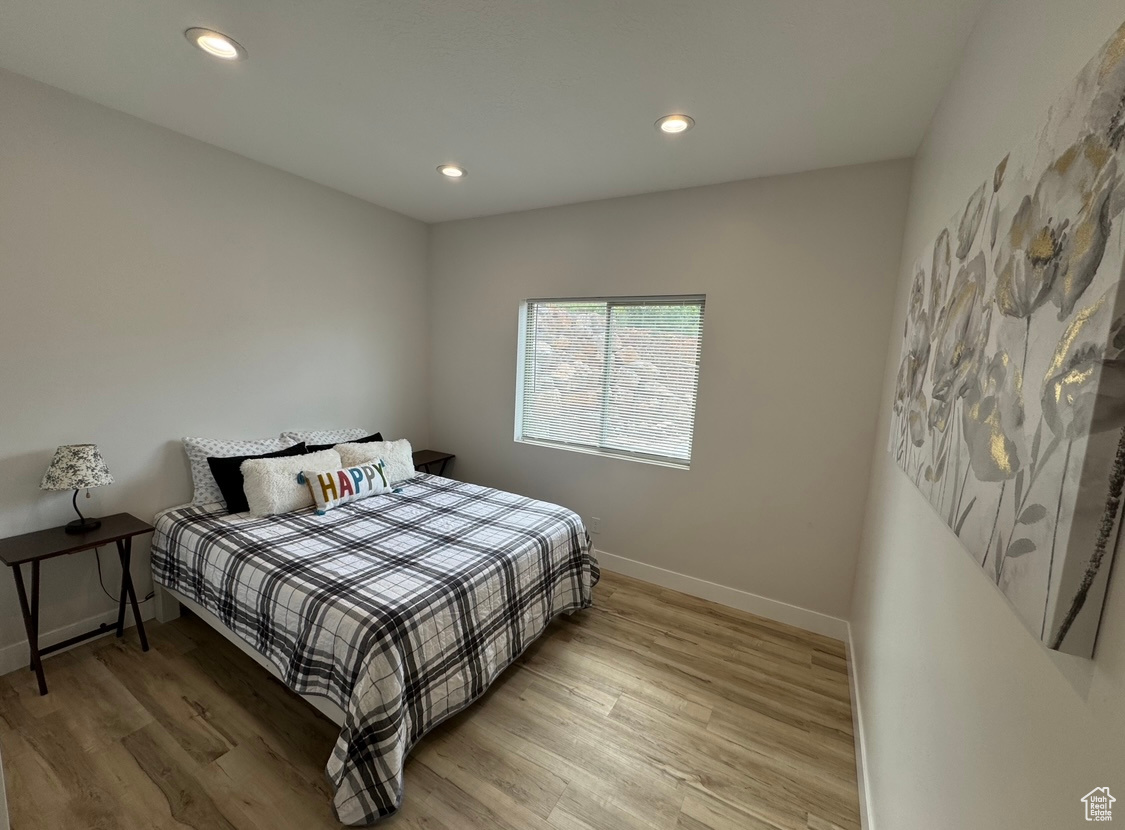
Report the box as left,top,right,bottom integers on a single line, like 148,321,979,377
337,439,415,485
242,448,342,517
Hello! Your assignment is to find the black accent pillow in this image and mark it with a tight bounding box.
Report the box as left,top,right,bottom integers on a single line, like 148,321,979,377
207,442,308,514
306,432,383,452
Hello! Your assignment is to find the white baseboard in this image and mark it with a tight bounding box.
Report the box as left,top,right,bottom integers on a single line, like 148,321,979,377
593,549,849,640
0,604,155,678
847,625,875,830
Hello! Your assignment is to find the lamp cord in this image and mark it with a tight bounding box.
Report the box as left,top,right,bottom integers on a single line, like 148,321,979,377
94,546,154,604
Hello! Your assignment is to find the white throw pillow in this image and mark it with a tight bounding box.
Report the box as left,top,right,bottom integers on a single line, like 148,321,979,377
337,439,415,485
280,428,369,446
242,448,342,517
182,436,294,506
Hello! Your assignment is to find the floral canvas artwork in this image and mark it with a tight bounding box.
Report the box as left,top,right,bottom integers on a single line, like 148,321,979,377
890,20,1125,657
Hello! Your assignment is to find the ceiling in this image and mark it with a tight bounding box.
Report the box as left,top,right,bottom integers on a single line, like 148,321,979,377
0,0,985,222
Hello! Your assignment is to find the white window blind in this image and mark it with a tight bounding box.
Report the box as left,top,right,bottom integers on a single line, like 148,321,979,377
516,296,705,467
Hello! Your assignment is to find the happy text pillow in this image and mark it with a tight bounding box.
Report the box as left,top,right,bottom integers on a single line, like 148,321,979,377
299,461,394,515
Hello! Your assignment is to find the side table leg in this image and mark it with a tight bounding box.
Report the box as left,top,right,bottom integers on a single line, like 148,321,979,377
116,538,149,652
29,560,39,670
12,563,47,695
115,551,128,638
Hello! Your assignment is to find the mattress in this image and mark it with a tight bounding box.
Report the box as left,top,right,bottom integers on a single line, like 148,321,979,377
150,473,598,825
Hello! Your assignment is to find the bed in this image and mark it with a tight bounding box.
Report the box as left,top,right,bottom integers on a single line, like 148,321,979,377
150,472,599,826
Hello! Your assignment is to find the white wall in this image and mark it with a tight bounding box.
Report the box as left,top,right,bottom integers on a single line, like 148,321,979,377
0,69,430,667
428,161,911,619
851,3,1125,828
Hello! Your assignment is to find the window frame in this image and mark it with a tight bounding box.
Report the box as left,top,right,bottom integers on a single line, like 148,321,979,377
514,294,706,469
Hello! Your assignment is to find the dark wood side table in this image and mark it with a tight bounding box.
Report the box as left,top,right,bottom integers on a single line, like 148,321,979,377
412,449,455,476
0,512,153,695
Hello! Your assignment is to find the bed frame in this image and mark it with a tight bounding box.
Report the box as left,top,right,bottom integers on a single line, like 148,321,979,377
154,584,346,726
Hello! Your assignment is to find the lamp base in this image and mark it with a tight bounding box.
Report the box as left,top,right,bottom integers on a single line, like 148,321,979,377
65,517,101,535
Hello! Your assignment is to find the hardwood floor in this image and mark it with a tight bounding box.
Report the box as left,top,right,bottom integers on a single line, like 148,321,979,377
0,571,861,829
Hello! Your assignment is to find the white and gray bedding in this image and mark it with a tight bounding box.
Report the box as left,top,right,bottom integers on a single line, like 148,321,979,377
150,473,598,825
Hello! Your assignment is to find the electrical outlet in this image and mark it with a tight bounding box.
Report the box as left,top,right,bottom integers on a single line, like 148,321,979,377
588,516,602,535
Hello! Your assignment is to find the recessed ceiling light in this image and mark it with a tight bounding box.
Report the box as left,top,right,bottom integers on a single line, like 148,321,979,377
185,28,246,61
437,164,467,179
656,114,695,134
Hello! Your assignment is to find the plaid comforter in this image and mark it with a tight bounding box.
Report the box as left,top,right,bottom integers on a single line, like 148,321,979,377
150,474,598,825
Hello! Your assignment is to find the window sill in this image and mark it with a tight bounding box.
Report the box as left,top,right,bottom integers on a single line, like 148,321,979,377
514,438,691,470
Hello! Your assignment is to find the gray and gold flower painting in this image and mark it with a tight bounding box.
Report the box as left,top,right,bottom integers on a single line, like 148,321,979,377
890,19,1125,657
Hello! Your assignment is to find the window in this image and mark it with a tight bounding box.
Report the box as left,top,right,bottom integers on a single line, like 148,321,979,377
515,295,705,467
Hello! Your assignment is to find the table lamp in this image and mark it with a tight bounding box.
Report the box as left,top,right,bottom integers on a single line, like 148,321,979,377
40,444,114,534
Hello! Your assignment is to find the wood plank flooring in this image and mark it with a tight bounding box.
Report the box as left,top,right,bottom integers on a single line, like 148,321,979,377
0,571,860,829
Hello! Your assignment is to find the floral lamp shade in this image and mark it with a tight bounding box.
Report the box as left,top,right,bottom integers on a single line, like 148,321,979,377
40,444,114,491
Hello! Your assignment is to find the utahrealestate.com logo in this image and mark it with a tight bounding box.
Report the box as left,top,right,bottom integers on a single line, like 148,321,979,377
1082,788,1116,821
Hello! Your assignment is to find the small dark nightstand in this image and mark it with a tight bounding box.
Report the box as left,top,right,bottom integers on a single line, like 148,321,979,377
0,512,153,695
412,450,455,476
